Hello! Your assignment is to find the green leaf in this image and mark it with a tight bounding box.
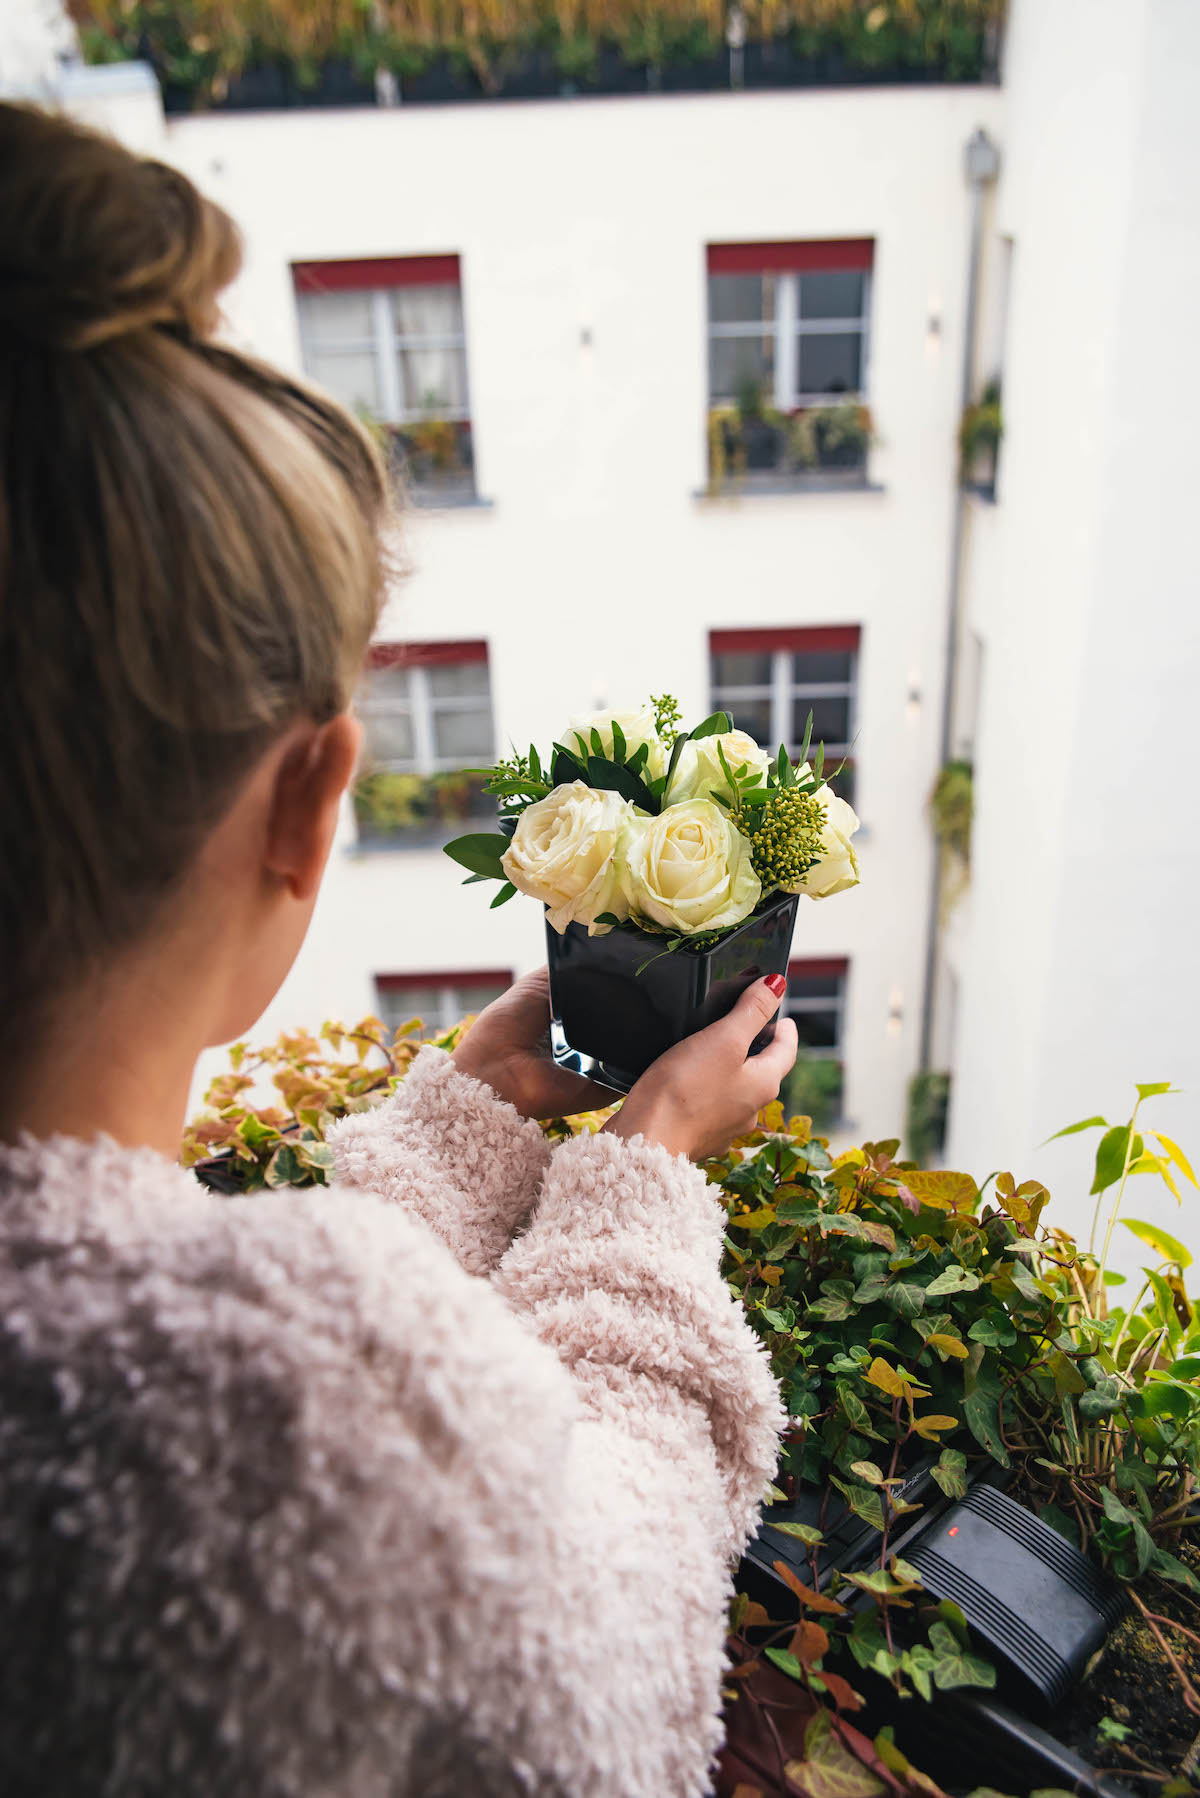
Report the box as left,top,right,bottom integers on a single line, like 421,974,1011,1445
1140,1380,1197,1421
1150,1547,1200,1595
1091,1125,1134,1195
1166,1354,1200,1379
550,743,587,786
585,754,657,809
806,1279,856,1323
882,1277,927,1319
1046,1115,1107,1142
765,1646,805,1683
925,1265,982,1299
593,911,622,927
967,1315,1017,1348
443,832,510,879
927,1620,996,1691
610,718,627,761
786,1709,887,1798
1154,1131,1198,1188
1122,1218,1192,1269
836,1381,886,1441
689,711,732,741
931,1448,968,1499
962,1388,1010,1467
1136,1082,1175,1099
830,1475,886,1534
765,1520,825,1547
489,881,517,908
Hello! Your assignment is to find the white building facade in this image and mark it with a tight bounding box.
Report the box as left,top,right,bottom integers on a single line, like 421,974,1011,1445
9,0,1198,1267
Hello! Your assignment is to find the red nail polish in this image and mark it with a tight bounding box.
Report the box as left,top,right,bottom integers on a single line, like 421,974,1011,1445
765,974,787,998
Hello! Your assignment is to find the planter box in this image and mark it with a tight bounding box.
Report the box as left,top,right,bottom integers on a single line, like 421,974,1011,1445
548,892,798,1094
734,1468,1135,1798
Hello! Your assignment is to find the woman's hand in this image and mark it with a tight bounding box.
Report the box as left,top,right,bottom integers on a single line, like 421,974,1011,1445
602,976,798,1163
449,968,617,1121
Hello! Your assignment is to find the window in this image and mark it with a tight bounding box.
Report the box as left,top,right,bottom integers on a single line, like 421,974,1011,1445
781,957,848,1130
293,255,474,501
374,970,512,1039
353,641,496,846
710,626,859,804
706,241,873,486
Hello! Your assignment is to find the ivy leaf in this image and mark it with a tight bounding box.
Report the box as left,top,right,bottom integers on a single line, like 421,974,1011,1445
925,1265,982,1299
901,1170,977,1214
967,1314,1016,1348
926,1332,970,1360
806,1279,856,1322
765,1646,805,1682
912,1413,960,1441
830,1475,886,1534
927,1620,997,1691
785,1710,887,1798
931,1447,968,1499
835,1381,886,1442
865,1357,931,1401
765,1520,825,1547
962,1388,1010,1466
882,1277,927,1319
770,1561,848,1614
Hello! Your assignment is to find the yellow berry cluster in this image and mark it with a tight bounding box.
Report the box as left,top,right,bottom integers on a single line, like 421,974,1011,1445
735,787,827,890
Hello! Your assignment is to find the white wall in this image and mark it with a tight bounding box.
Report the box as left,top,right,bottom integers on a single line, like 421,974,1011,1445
142,84,1001,1131
948,0,1200,1270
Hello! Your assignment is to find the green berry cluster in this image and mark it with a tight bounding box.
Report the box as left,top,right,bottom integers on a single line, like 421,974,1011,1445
735,786,827,892
650,692,684,746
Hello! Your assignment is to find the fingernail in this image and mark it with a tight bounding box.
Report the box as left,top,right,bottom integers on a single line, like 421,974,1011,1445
765,974,787,998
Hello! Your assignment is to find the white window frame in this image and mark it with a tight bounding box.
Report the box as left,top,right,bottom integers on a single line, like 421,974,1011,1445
784,962,847,1059
708,267,872,410
374,975,509,1036
297,284,470,427
711,645,858,764
358,658,494,776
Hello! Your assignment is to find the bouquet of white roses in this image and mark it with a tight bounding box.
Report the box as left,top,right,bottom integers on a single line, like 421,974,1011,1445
444,695,860,954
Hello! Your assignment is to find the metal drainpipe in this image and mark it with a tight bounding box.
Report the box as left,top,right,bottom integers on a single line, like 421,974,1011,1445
917,128,1001,1074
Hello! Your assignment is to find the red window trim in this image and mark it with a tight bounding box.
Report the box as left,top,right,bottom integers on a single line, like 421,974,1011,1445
376,970,513,991
787,957,849,980
293,254,461,294
707,240,873,276
710,626,861,656
367,639,487,670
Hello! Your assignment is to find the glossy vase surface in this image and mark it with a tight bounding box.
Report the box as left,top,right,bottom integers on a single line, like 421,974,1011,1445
547,893,799,1094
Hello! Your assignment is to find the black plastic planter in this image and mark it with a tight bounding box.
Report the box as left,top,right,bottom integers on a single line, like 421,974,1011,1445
736,1469,1135,1798
547,892,798,1094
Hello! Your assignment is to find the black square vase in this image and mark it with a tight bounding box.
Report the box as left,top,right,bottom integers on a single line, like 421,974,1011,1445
547,892,799,1094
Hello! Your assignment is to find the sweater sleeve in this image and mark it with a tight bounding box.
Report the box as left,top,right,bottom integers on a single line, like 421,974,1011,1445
325,1044,553,1276
492,1128,787,1566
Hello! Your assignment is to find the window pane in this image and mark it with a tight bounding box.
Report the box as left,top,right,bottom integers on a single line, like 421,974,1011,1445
713,651,773,688
433,706,493,761
792,1011,840,1052
792,649,854,685
392,283,463,339
363,710,416,764
452,981,508,1015
398,344,468,417
304,348,381,416
709,335,774,406
797,331,862,397
788,972,843,1001
708,273,775,326
298,291,375,343
360,666,411,703
791,695,850,745
428,661,489,699
377,984,442,1032
799,271,865,320
724,697,773,746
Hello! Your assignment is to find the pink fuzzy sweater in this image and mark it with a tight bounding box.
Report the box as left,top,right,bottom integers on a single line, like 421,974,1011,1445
0,1047,785,1797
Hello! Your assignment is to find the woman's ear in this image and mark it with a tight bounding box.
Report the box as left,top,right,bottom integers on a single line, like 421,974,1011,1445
264,712,363,901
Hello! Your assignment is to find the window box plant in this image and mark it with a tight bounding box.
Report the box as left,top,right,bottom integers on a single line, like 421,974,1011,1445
353,767,495,847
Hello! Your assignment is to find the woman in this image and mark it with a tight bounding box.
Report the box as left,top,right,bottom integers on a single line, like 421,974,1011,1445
0,102,797,1797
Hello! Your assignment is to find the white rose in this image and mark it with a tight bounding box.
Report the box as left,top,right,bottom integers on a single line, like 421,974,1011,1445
502,782,636,935
564,705,667,781
794,785,861,899
620,799,762,935
667,728,772,804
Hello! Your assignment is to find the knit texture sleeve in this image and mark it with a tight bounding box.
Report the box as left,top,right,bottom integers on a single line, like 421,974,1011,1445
492,1129,787,1568
325,1044,552,1276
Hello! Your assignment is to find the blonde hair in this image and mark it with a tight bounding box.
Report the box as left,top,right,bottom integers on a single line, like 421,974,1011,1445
0,103,392,1057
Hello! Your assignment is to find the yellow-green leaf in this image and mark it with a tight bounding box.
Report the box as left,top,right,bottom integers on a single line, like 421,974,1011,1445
912,1413,960,1439
901,1170,977,1215
785,1710,886,1798
1122,1218,1192,1270
1154,1132,1198,1189
926,1332,970,1359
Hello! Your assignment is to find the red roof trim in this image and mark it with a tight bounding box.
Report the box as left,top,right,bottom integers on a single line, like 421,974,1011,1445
367,640,488,670
376,970,513,990
293,254,461,294
710,626,861,655
707,240,873,276
788,957,849,979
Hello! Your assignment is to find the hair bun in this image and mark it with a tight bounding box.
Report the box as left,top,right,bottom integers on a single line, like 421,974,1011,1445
0,102,241,353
